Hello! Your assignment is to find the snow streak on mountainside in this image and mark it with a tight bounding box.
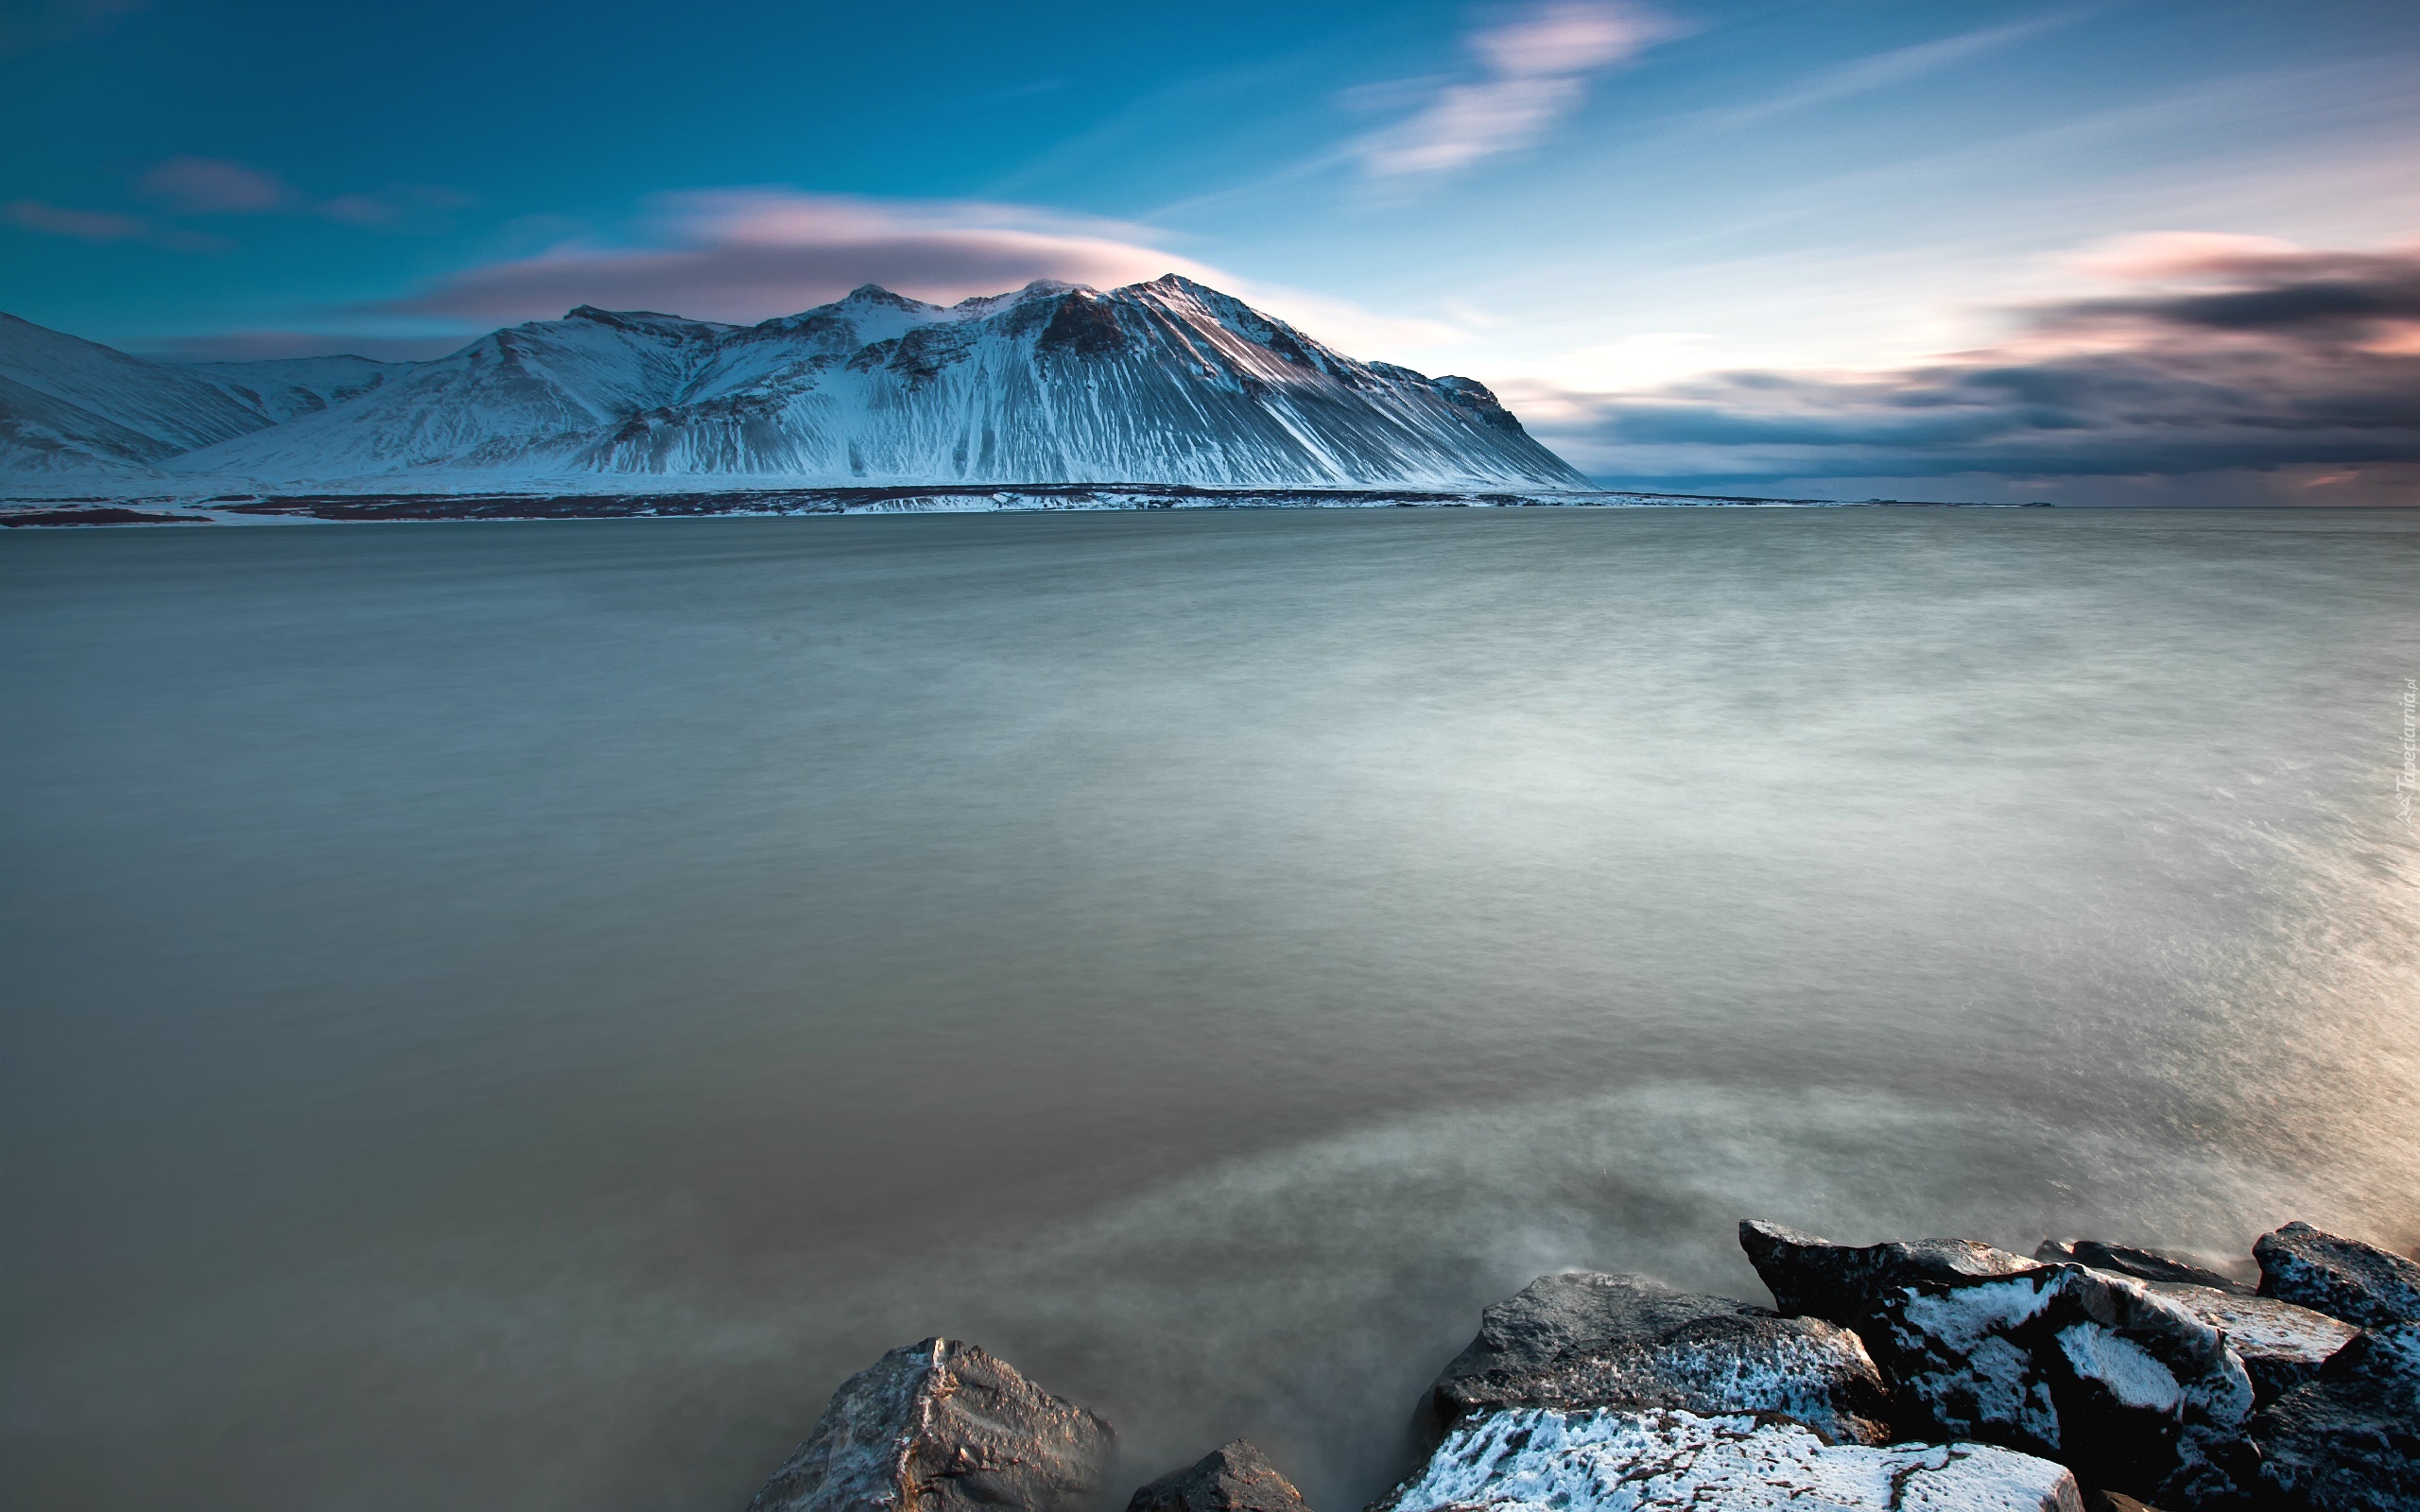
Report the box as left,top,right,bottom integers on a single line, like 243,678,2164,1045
0,313,275,472
184,355,421,424
4,277,1589,489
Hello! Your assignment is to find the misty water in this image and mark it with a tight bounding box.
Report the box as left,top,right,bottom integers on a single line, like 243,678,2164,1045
3,507,2416,1512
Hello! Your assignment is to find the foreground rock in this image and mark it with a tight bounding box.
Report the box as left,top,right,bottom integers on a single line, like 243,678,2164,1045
1382,1406,2083,1512
1126,1441,1309,1512
2034,1240,2253,1297
1738,1221,2254,1503
1422,1271,1893,1448
2250,1323,2420,1512
2255,1223,2420,1330
747,1338,1115,1512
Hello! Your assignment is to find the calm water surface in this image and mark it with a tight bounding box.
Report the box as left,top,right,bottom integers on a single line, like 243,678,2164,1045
4,507,2416,1512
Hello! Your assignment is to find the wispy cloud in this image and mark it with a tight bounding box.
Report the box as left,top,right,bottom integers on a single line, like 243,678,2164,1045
133,156,299,215
0,0,144,56
3,198,229,252
1354,2,1668,177
1676,17,2063,138
122,156,477,231
1516,234,2420,502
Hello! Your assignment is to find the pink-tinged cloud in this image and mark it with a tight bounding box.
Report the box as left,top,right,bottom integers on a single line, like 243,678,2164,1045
317,182,477,229
4,198,147,241
365,192,1228,325
0,198,231,251
1520,235,2420,501
1357,2,1666,177
134,156,297,215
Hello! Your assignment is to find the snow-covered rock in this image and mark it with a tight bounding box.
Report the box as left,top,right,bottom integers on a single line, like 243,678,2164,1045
2141,1283,2359,1407
1740,1221,2042,1318
2256,1224,2420,1330
1422,1271,1892,1448
2033,1240,2253,1297
0,277,1593,490
0,313,271,472
1125,1440,1310,1512
1738,1221,2256,1504
744,1337,1114,1512
1381,1407,2082,1512
2250,1323,2420,1512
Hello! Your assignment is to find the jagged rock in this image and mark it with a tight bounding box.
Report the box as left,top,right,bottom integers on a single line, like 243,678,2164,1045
1421,1271,1893,1448
2034,1241,2253,1297
2249,1323,2420,1512
2256,1224,2420,1330
746,1338,1115,1512
1741,1220,2042,1317
1737,1221,2255,1504
1379,1405,2083,1512
2140,1284,2359,1407
1126,1441,1309,1512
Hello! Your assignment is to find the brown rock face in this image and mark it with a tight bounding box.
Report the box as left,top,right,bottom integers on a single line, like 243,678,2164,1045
1124,1440,1310,1512
747,1338,1115,1512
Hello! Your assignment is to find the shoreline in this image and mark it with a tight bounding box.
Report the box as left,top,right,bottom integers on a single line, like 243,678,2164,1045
0,484,2055,527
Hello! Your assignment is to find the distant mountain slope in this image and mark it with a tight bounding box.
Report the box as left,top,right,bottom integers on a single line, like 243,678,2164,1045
8,278,1590,490
184,354,423,424
0,313,272,472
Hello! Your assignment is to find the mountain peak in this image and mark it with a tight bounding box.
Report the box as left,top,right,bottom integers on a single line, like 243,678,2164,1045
839,284,935,312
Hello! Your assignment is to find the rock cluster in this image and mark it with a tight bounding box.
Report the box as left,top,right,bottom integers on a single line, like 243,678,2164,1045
736,1220,2417,1512
1740,1220,2256,1503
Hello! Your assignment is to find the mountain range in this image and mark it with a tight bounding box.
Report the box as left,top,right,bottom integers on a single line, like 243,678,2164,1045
0,277,1588,490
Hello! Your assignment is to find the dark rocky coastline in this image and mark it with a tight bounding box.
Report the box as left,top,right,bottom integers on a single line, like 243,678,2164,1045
741,1221,2418,1512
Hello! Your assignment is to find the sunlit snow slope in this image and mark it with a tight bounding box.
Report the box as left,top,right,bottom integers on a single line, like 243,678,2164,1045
4,277,1588,489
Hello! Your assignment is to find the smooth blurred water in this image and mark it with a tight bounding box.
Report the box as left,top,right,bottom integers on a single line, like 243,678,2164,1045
3,507,2415,1512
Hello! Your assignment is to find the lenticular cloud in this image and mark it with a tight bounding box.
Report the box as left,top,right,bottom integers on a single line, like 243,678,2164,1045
369,192,1223,326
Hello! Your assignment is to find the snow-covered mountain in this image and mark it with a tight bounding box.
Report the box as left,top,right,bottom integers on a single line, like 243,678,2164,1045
3,277,1588,490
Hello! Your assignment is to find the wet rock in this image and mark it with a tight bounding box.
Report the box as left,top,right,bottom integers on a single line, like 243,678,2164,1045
1380,1406,2083,1512
1126,1441,1308,1512
2255,1224,2420,1330
747,1337,1115,1512
2034,1241,2253,1297
2250,1323,2420,1512
1422,1270,1893,1448
1737,1221,2256,1504
2139,1284,2358,1407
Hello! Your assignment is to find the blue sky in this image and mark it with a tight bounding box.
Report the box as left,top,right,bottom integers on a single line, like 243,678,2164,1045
4,0,2416,501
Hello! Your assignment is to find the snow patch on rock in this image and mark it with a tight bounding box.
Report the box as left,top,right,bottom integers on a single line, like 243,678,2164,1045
1383,1407,2082,1512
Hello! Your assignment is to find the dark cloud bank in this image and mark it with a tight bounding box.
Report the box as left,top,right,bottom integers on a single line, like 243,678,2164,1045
1530,243,2420,506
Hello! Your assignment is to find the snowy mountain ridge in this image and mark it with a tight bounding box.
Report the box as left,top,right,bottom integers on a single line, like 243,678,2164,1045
0,276,1588,490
